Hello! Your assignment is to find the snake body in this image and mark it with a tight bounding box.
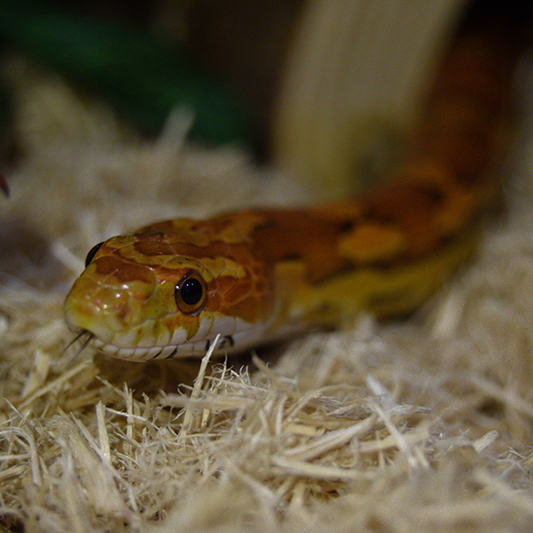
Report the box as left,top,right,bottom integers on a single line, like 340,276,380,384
64,16,520,361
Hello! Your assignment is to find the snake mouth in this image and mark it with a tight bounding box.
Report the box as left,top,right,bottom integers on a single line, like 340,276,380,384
66,327,211,361
91,337,185,361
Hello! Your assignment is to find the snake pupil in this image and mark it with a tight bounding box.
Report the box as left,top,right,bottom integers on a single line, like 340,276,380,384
180,278,203,305
85,242,104,267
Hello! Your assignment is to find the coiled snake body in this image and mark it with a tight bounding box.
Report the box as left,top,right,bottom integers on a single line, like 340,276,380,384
64,18,521,361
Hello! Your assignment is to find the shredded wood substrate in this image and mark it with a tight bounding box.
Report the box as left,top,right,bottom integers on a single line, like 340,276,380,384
2,59,533,533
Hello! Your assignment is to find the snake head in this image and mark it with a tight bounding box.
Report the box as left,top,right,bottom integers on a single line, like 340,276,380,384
64,221,274,361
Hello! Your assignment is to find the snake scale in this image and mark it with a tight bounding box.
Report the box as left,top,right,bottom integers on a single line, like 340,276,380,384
64,11,523,361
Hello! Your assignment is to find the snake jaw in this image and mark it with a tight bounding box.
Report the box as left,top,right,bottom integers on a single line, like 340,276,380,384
64,315,269,362
85,317,270,361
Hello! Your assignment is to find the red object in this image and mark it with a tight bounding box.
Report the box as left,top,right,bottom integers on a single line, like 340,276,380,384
0,172,8,196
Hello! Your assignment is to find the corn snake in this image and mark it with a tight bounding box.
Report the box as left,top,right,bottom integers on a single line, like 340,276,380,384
64,15,521,362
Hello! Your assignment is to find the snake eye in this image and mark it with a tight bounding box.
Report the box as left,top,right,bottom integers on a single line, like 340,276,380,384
175,270,207,316
85,242,104,267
